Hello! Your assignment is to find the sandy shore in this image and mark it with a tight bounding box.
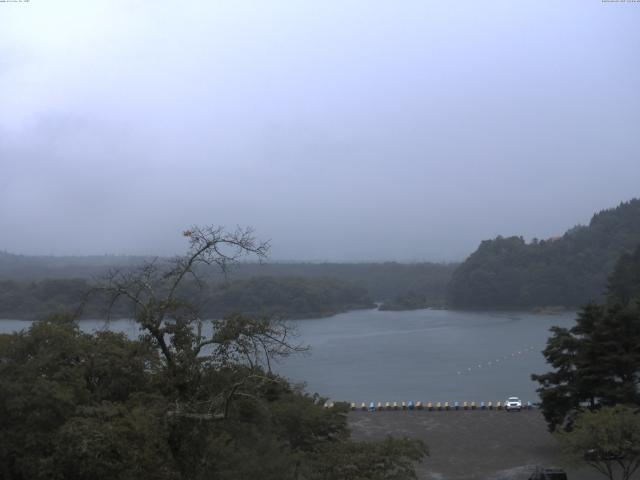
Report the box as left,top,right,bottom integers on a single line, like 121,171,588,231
348,409,602,480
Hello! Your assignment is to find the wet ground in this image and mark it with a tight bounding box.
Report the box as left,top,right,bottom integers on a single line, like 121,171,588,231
348,409,601,480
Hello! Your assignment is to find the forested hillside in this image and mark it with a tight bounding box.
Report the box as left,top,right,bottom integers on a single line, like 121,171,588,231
0,253,455,317
448,199,640,308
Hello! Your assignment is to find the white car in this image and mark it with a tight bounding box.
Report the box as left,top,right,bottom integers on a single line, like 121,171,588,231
505,396,522,411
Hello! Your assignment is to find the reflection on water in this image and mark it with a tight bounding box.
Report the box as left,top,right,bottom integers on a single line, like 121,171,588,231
0,308,576,403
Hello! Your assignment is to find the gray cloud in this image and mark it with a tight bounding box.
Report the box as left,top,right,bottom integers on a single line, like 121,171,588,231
1,1,639,261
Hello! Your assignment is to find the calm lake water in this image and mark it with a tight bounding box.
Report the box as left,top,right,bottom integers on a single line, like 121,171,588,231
0,309,576,404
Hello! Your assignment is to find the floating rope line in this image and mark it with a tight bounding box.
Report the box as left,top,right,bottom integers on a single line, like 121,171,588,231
454,345,539,376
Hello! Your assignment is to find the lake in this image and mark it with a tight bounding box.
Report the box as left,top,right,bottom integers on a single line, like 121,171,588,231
0,308,576,404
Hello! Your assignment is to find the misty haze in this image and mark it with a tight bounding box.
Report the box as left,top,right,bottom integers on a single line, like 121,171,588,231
1,2,639,480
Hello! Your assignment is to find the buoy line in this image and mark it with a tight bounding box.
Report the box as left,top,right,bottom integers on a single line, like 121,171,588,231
455,346,538,376
324,400,536,412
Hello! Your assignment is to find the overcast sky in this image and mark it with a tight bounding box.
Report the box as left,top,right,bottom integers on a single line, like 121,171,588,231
1,1,639,261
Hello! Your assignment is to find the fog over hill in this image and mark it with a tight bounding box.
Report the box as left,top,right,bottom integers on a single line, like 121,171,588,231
2,1,640,261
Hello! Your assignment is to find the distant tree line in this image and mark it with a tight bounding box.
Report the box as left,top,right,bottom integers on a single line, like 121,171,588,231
448,199,640,308
0,252,456,318
204,276,374,318
0,251,154,280
378,290,446,311
0,276,375,321
217,262,456,305
0,253,456,307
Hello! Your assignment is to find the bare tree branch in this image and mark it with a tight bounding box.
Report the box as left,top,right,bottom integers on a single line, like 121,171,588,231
88,225,304,419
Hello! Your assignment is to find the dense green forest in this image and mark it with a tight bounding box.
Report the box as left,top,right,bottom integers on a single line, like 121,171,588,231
0,253,455,305
533,243,640,431
0,227,427,479
448,199,640,308
0,315,426,480
221,262,456,305
0,276,374,320
0,253,455,319
203,276,374,318
378,290,446,311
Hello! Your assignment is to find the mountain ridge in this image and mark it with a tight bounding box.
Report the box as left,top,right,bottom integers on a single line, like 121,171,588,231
448,198,640,308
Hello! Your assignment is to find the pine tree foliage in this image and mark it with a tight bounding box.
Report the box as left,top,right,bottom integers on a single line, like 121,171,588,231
533,244,640,431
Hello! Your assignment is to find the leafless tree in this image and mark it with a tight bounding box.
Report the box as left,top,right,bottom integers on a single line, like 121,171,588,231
92,225,306,417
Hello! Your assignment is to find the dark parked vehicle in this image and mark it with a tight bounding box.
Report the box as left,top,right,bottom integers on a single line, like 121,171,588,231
584,448,625,461
528,467,568,480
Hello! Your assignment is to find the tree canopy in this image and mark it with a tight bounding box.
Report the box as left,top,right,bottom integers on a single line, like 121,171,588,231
0,226,427,479
532,243,640,431
557,405,640,480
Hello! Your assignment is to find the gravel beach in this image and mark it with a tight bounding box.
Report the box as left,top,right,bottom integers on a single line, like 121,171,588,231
348,409,603,480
